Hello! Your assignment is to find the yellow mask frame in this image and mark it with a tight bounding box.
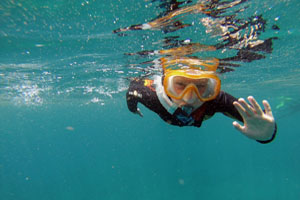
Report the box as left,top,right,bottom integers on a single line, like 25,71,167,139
163,69,221,102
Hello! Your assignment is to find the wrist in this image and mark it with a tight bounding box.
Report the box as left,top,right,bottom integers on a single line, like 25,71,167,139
256,123,277,144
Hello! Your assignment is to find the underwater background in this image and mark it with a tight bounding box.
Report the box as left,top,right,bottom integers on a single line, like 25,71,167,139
0,0,300,199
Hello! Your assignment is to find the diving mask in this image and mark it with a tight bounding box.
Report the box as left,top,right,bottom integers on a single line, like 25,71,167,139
163,69,221,102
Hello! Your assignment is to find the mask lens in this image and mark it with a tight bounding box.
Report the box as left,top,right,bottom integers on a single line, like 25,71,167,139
165,74,220,101
201,78,218,99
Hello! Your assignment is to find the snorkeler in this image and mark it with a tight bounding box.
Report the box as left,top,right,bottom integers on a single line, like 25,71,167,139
113,2,210,34
126,66,277,144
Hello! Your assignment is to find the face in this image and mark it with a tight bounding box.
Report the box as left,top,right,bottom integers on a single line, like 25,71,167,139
171,76,208,107
172,76,208,96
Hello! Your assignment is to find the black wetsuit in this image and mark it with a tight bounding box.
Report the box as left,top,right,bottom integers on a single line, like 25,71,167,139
126,78,277,143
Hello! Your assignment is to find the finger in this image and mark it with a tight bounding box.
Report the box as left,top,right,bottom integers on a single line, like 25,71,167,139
238,98,255,117
233,101,249,120
262,100,273,117
237,98,254,116
233,121,245,133
248,96,263,115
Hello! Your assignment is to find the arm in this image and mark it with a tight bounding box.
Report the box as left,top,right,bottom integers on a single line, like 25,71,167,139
213,92,276,143
126,79,144,117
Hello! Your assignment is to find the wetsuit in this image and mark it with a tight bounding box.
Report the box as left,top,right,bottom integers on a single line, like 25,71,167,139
126,77,277,143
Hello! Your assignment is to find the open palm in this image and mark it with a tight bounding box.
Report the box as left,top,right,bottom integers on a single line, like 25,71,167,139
232,96,276,142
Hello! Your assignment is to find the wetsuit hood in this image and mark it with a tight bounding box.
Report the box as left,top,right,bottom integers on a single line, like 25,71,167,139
154,75,179,114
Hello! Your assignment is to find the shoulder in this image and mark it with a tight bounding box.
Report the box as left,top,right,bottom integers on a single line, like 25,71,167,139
127,78,157,98
127,77,167,114
129,77,155,89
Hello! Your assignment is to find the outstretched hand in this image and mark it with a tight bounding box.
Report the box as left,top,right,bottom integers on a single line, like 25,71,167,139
233,96,276,142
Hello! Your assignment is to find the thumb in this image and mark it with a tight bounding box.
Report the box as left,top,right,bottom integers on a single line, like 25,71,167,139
233,121,244,133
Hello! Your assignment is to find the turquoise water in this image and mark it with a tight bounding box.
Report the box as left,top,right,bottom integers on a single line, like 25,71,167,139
1,0,300,199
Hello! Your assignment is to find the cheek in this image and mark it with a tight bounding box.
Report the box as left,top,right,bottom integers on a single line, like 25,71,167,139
198,87,206,94
174,87,183,95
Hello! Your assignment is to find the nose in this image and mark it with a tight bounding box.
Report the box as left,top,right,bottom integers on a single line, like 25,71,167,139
182,90,197,104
